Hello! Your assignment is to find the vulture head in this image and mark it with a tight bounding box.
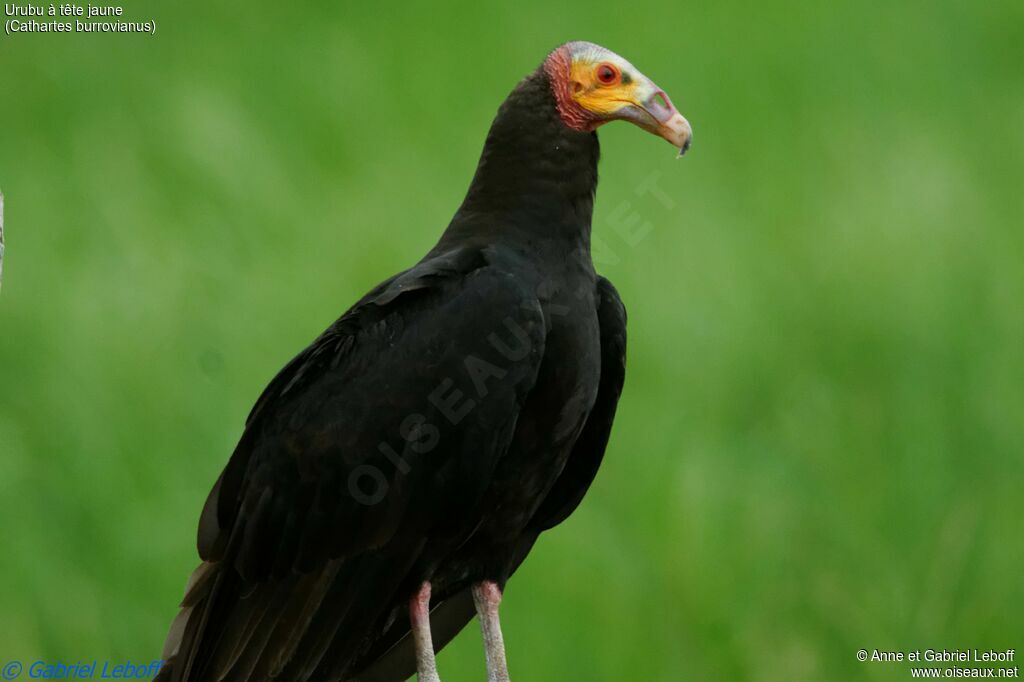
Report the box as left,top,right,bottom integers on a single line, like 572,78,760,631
545,41,693,154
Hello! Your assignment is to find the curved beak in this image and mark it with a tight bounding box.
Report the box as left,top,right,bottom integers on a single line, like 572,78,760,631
620,81,693,156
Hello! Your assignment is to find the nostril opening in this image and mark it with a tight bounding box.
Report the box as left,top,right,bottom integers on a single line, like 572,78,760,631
653,92,668,109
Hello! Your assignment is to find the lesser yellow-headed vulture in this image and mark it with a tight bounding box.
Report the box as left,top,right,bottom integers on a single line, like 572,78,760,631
157,40,691,682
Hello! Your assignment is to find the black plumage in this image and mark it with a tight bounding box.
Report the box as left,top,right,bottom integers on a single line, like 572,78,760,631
157,40,689,681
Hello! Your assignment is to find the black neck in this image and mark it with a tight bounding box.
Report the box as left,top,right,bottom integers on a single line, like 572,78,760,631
435,68,600,255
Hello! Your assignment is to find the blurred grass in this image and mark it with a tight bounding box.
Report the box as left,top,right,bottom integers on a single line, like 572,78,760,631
1,1,1023,679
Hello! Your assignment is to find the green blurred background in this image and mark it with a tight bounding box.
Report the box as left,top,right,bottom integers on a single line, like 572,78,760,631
2,1,1022,679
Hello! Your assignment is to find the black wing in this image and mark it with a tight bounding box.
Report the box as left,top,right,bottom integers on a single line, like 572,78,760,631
352,276,626,682
158,249,547,681
530,275,626,531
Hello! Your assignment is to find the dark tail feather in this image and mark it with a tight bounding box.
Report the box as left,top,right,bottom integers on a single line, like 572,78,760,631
155,560,224,682
352,588,476,682
156,545,430,681
275,542,427,681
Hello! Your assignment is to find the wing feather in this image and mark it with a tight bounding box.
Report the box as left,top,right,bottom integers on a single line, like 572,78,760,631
157,251,547,681
530,275,626,531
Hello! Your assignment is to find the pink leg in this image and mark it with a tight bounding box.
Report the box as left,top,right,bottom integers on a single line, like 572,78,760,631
472,581,510,682
409,581,441,682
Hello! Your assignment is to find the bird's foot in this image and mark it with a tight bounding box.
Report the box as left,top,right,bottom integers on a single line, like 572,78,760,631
410,581,442,682
472,581,510,682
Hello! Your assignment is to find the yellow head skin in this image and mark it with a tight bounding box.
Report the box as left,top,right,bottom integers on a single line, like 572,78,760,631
547,41,692,154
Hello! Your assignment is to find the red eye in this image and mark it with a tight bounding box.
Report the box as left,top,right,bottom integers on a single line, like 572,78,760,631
596,63,619,85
